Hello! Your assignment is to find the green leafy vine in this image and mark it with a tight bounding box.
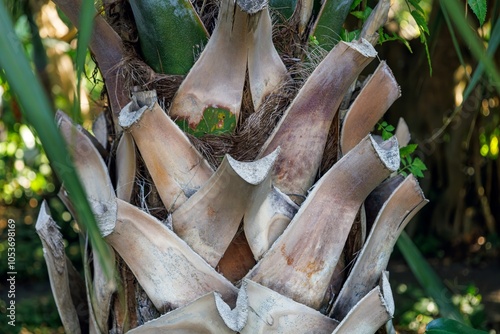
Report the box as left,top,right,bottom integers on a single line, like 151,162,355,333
377,121,428,178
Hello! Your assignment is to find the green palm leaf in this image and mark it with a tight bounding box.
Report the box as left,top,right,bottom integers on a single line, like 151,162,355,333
0,1,112,277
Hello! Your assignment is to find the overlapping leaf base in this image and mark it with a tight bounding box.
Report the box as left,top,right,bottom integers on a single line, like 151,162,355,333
37,1,428,333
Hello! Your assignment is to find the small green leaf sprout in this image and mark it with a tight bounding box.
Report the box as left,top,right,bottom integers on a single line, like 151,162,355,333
377,122,428,178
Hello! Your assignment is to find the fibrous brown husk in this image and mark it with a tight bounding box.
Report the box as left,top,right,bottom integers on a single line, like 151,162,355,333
187,78,299,169
115,54,183,106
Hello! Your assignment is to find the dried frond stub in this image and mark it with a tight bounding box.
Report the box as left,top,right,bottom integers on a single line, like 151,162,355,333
119,90,213,211
340,61,400,154
115,132,136,202
395,117,411,147
247,135,400,310
168,0,249,136
36,201,82,334
331,286,393,333
294,0,314,36
259,39,377,204
247,6,289,110
127,292,236,334
241,279,339,333
90,245,117,333
172,149,279,267
331,175,427,319
244,180,299,260
360,0,391,45
92,112,108,150
57,111,117,236
104,199,238,312
52,0,128,114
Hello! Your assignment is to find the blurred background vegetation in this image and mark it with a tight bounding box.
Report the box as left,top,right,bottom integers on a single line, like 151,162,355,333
0,0,499,333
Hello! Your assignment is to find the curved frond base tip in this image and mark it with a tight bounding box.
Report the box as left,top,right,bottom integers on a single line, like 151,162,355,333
172,149,279,267
168,0,248,134
247,135,399,310
332,286,392,334
340,61,400,154
259,38,377,202
331,175,427,319
57,111,117,236
244,183,299,260
127,279,339,333
36,201,84,334
106,199,238,312
119,90,213,211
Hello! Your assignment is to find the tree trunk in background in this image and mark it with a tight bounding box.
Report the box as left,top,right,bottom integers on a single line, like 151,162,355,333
381,2,499,248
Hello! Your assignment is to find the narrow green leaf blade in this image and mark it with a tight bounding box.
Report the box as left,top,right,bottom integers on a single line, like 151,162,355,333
73,0,95,118
408,0,425,14
412,10,429,34
397,232,467,324
426,318,488,334
351,10,365,19
0,2,112,276
441,1,500,95
463,16,500,101
467,0,487,26
441,4,467,77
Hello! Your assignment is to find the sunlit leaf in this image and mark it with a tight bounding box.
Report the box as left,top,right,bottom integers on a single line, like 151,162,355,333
400,144,418,158
351,7,372,21
406,8,432,75
343,29,361,42
467,0,487,26
379,28,413,52
385,124,395,132
408,0,425,15
411,10,429,34
412,157,427,172
350,0,363,10
410,166,424,178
